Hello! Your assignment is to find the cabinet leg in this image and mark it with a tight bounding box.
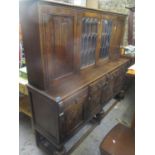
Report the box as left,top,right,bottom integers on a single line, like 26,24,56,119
53,147,66,155
34,130,41,147
34,130,66,155
92,111,104,124
114,90,125,101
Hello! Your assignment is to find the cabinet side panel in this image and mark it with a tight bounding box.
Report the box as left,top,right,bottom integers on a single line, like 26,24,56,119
29,89,60,144
19,1,45,89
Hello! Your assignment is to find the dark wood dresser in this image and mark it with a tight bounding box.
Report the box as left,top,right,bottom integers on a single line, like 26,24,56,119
20,0,130,154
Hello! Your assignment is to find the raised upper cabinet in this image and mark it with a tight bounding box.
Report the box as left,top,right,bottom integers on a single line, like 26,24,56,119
20,1,126,90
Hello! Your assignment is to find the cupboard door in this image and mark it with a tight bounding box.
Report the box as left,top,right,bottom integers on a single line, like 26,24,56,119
100,77,111,105
99,19,113,60
113,66,126,95
109,19,125,60
77,12,101,68
101,74,115,104
39,6,77,80
62,89,88,137
105,69,120,100
88,80,102,117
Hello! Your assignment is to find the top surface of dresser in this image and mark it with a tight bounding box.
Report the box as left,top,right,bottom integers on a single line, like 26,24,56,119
42,0,127,15
29,58,129,101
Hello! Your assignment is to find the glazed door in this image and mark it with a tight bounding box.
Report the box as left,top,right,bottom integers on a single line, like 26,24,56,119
99,18,113,61
77,12,101,69
39,5,77,81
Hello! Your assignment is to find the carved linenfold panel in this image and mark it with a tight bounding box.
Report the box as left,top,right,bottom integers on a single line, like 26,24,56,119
42,15,74,80
113,67,126,94
80,17,98,68
63,91,87,136
100,19,112,59
88,80,102,115
110,21,124,60
64,99,83,135
52,16,74,78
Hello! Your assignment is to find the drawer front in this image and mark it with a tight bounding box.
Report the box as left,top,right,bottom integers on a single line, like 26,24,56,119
61,89,88,138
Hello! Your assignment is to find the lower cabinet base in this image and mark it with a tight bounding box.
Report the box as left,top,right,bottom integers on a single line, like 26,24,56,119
33,90,125,155
114,90,125,101
34,110,106,155
28,61,129,155
35,130,66,155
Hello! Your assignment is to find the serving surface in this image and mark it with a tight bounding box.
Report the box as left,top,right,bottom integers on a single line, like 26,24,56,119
50,58,129,100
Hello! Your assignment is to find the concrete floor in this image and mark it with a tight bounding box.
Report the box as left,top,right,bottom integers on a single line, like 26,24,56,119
19,81,135,155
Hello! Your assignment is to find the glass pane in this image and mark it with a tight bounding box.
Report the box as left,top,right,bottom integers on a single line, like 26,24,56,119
80,17,98,68
99,19,112,59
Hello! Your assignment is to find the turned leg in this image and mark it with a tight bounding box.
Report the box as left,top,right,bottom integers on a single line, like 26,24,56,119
114,90,125,101
53,147,66,155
